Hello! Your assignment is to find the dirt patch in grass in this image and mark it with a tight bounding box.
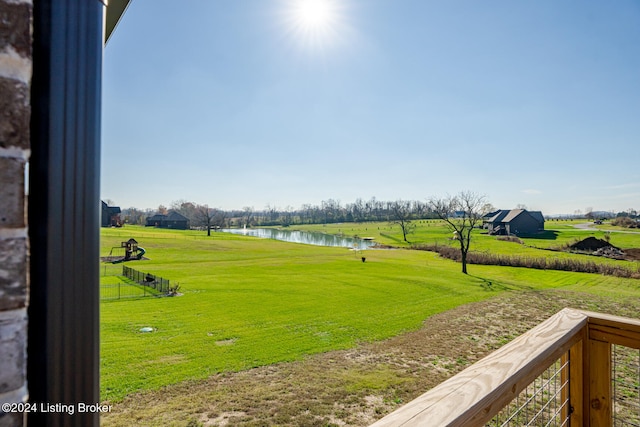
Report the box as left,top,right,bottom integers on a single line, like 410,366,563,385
568,237,640,261
569,236,616,251
101,290,640,427
624,248,640,261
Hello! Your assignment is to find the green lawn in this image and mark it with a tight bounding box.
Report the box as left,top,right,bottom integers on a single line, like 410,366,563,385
100,225,640,402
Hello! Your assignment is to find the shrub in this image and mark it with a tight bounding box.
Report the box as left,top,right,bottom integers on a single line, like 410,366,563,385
496,236,523,244
612,217,639,228
412,244,640,279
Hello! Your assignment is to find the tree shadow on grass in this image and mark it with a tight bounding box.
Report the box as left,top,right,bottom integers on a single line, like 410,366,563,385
468,274,534,292
380,232,406,245
519,230,559,240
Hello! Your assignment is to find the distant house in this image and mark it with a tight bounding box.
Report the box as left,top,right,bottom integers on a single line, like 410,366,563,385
484,209,544,236
101,201,122,227
145,211,190,230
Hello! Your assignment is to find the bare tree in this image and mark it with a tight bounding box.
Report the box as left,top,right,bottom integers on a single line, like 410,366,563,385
242,206,254,227
211,208,227,230
121,207,146,225
481,202,496,215
171,199,197,222
428,191,487,274
389,200,416,242
265,204,279,224
194,204,217,236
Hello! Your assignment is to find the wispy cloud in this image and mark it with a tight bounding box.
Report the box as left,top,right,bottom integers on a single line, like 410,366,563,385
600,182,640,190
522,189,542,194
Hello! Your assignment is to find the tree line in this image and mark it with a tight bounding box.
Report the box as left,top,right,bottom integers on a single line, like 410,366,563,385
118,197,479,230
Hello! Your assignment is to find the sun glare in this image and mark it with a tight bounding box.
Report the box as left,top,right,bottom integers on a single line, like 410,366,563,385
283,0,345,52
294,0,332,30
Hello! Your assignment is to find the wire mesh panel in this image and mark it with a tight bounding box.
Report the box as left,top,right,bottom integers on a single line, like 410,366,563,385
100,265,170,300
487,358,571,427
100,281,150,300
122,265,171,294
100,263,123,277
613,344,640,427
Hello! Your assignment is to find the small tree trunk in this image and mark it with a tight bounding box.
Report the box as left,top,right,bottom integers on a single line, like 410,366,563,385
461,250,468,274
459,239,468,274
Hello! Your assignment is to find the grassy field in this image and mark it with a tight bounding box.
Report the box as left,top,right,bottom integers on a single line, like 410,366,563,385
102,290,640,427
100,223,640,404
290,219,640,267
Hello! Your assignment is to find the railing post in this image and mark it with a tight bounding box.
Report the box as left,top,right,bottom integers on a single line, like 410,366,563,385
564,339,584,426
588,339,612,426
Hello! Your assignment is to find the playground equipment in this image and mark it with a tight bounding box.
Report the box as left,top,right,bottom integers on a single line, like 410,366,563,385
109,238,146,263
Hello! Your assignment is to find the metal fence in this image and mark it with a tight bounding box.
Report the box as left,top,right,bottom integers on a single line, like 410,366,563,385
370,309,640,427
100,265,172,300
613,344,640,427
122,265,171,293
486,344,640,427
487,358,570,427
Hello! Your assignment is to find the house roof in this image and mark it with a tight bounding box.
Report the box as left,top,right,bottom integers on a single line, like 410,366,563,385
167,211,188,221
486,210,510,223
102,200,121,214
147,214,166,221
105,0,132,44
502,209,526,223
483,210,500,219
486,209,545,224
528,211,545,223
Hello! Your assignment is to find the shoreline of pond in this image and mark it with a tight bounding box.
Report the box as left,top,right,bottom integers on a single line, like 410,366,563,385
220,227,381,250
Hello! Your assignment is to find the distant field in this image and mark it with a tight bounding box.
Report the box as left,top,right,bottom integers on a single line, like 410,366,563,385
291,220,640,267
100,225,640,402
290,218,640,247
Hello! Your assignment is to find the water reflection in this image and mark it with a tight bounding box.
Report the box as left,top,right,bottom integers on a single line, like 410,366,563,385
221,228,376,250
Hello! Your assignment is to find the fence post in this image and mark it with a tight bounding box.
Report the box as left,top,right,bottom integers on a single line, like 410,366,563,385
588,338,612,426
564,339,584,425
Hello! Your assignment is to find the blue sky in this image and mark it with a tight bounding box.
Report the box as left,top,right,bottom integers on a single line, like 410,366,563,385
102,0,640,215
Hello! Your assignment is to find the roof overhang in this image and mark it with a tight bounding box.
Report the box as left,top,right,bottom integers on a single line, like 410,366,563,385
105,0,132,45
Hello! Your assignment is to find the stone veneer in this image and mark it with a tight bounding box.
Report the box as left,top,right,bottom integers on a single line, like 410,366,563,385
0,0,31,426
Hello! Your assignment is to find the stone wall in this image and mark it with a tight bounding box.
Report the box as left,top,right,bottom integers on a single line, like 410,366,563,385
0,0,31,426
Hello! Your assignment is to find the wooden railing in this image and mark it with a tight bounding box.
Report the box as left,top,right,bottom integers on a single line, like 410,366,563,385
370,308,640,427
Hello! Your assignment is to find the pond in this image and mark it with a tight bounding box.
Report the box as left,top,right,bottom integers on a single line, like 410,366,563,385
220,228,376,250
